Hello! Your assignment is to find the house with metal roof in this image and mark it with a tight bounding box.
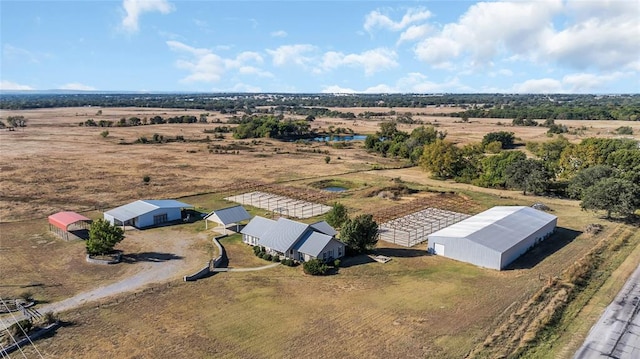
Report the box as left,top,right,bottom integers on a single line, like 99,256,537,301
204,205,251,234
241,216,344,262
104,199,193,229
427,206,557,270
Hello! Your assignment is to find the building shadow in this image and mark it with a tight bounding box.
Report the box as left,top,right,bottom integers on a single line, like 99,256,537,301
505,227,582,270
374,247,429,258
339,254,375,268
121,252,183,263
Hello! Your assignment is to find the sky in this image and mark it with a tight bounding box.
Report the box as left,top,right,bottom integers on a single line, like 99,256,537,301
1,0,639,94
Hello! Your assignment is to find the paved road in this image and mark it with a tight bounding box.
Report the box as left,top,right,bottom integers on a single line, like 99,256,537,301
574,263,640,359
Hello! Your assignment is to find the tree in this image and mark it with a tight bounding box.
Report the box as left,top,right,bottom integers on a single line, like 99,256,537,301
475,150,526,188
6,115,27,128
86,219,125,256
419,139,463,179
324,156,331,164
482,131,515,149
567,165,615,199
505,158,551,195
340,214,379,254
581,178,640,218
325,202,349,229
303,259,329,275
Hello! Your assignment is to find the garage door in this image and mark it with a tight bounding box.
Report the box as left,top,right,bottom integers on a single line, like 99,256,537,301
434,243,445,256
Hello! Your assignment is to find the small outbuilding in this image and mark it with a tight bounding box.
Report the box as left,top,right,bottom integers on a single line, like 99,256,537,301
427,206,557,270
104,199,193,229
48,211,92,240
203,205,251,234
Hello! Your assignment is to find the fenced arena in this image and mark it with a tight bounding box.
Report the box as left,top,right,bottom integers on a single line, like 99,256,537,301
378,208,470,247
373,192,482,247
226,191,333,219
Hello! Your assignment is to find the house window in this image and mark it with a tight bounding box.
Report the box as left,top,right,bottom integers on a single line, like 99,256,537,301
338,247,342,256
153,213,168,225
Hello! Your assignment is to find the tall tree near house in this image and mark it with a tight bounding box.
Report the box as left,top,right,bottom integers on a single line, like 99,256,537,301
325,202,349,229
580,178,640,218
340,214,379,254
86,219,125,256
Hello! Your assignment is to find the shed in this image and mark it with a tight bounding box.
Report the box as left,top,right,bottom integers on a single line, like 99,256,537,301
427,206,557,270
204,205,251,233
104,199,193,229
48,211,91,240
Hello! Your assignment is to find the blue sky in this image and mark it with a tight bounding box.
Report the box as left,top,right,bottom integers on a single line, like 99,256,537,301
1,0,639,93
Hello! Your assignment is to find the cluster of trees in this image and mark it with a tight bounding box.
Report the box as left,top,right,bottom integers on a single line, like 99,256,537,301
419,134,640,217
232,115,312,139
364,122,446,164
0,115,28,128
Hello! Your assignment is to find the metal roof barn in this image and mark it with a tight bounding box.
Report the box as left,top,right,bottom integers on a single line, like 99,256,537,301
104,199,193,229
204,205,251,233
427,206,557,270
48,211,91,240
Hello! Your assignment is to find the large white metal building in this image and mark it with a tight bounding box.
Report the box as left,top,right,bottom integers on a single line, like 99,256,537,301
104,199,193,229
427,206,557,270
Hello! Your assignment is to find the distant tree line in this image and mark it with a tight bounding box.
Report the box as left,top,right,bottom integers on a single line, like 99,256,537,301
2,93,638,122
232,115,313,139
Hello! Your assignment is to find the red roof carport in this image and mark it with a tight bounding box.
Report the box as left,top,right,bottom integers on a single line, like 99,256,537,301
48,211,91,240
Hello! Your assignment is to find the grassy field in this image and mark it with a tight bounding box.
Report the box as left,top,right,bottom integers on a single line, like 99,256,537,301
1,107,639,358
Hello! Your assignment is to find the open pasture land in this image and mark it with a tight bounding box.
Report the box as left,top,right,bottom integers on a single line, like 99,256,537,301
1,106,639,357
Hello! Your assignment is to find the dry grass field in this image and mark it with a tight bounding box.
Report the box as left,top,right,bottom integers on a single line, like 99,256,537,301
1,107,639,358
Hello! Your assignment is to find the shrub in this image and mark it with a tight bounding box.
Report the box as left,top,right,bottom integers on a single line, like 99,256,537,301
303,259,329,275
142,175,151,183
8,319,32,337
43,312,58,325
333,259,341,268
19,291,33,302
264,253,273,261
100,130,109,138
272,255,280,263
252,246,261,255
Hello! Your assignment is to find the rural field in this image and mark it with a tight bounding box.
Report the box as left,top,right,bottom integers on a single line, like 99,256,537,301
1,106,639,358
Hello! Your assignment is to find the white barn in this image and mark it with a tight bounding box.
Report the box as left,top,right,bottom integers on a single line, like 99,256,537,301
427,206,557,270
104,199,193,229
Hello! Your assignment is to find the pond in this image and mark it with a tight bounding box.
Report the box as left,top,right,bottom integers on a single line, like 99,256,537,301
312,135,367,142
324,186,348,192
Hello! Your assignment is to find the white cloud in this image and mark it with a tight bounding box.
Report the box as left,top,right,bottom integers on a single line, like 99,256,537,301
167,41,269,83
59,83,97,91
3,44,40,63
266,44,317,67
121,0,174,33
415,0,561,68
321,85,357,94
270,30,287,38
512,78,564,93
318,48,398,75
0,80,34,91
397,24,432,44
562,72,624,92
412,0,640,73
364,7,432,32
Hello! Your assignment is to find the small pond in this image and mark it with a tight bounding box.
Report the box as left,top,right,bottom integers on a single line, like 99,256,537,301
324,186,348,192
313,135,367,142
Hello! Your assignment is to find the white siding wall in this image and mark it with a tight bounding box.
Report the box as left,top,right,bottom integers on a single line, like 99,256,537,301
500,219,557,269
428,236,502,270
243,234,260,246
137,208,182,228
104,213,116,226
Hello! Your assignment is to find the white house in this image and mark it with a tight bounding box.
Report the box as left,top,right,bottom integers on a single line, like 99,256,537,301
427,206,557,270
104,199,193,229
241,216,344,262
